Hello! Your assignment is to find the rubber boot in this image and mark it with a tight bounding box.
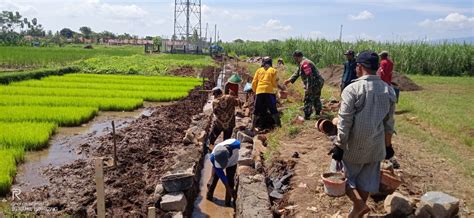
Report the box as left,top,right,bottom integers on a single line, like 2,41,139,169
272,114,281,127
251,115,260,130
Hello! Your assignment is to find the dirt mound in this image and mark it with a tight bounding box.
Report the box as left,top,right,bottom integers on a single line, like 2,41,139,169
319,65,422,91
17,77,215,217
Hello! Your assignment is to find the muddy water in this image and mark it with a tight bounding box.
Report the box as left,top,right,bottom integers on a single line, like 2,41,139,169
192,154,234,218
13,102,172,192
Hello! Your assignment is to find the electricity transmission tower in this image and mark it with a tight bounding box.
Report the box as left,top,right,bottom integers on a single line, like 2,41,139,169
174,0,202,42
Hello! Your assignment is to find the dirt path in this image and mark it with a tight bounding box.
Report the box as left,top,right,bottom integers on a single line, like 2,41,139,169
269,115,473,217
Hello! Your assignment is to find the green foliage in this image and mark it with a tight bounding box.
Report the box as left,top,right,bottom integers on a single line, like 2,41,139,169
0,148,24,195
0,106,98,126
397,75,474,147
0,45,142,69
77,54,214,75
0,122,57,150
0,95,143,111
223,39,474,76
0,66,79,84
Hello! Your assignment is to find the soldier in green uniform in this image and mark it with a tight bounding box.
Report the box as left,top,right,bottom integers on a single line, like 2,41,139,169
284,50,325,120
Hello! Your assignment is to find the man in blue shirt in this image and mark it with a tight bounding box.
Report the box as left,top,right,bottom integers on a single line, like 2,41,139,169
341,50,357,92
207,139,241,206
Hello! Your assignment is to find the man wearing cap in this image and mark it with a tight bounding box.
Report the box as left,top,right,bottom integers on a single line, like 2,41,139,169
378,51,394,85
207,139,241,206
209,87,240,149
252,57,281,129
341,50,357,92
284,50,325,120
329,51,396,217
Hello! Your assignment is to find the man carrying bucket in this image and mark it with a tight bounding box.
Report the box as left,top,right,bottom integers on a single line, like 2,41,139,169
329,51,396,218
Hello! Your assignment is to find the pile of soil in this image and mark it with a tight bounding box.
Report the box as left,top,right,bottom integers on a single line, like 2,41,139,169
169,66,198,77
319,64,422,91
17,71,215,217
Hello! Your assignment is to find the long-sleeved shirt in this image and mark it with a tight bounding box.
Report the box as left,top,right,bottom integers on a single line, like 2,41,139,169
289,58,324,91
335,75,396,164
341,60,357,90
212,94,239,129
210,139,241,184
378,59,394,85
252,67,278,94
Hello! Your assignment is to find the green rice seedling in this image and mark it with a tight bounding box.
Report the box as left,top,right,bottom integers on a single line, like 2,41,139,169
0,86,190,102
0,148,24,195
0,95,143,111
0,106,98,126
0,122,57,150
11,80,197,93
41,76,202,87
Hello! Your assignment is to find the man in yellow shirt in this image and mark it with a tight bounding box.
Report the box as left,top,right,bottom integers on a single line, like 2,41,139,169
251,57,281,129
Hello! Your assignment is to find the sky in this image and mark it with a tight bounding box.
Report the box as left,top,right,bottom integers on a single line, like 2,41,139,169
1,0,473,42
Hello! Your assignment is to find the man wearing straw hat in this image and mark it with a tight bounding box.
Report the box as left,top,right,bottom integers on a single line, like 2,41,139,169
329,51,396,218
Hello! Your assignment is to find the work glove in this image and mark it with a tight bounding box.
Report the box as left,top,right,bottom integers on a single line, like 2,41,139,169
328,145,344,162
385,145,395,160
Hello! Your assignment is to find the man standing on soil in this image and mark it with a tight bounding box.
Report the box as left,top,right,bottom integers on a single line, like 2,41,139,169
378,51,394,85
252,57,281,130
284,50,325,120
329,51,396,218
207,138,241,207
209,87,240,149
341,49,357,91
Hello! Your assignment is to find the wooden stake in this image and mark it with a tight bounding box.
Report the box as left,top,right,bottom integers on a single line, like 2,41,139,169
112,121,117,167
147,207,156,218
95,158,106,218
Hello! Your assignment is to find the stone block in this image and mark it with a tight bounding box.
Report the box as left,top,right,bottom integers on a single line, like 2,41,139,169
384,192,415,216
237,131,253,143
419,191,460,218
160,192,187,212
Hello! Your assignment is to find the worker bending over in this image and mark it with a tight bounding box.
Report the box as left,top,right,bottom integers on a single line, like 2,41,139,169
207,139,241,207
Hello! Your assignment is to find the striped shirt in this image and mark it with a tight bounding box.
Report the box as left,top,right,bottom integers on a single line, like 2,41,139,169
336,75,396,164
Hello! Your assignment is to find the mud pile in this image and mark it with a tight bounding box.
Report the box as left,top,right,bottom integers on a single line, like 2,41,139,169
319,64,422,91
18,71,215,217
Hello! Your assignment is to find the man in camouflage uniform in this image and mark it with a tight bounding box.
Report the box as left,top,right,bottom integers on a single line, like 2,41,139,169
284,50,325,120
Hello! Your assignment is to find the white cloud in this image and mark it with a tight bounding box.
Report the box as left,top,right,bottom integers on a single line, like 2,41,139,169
262,19,292,32
0,0,38,16
419,13,474,30
63,0,148,21
309,31,324,39
348,10,375,21
202,4,251,21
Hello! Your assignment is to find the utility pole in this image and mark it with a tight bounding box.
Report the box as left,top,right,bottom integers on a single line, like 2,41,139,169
339,24,343,42
214,24,217,44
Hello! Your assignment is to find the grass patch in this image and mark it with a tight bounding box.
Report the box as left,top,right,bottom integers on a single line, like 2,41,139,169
398,75,474,147
0,45,142,69
77,54,215,75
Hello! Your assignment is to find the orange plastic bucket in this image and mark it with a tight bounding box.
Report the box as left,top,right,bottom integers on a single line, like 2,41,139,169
321,172,346,197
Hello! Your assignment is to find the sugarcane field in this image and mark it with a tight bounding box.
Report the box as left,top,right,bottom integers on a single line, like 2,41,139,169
0,1,473,217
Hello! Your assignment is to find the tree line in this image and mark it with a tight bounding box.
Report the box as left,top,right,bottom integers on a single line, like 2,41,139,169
1,11,161,46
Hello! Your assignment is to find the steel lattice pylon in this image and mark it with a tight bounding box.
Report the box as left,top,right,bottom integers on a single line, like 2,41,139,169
174,0,201,41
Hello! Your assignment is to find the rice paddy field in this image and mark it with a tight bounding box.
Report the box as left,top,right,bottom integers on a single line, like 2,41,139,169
0,45,142,69
0,72,204,193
